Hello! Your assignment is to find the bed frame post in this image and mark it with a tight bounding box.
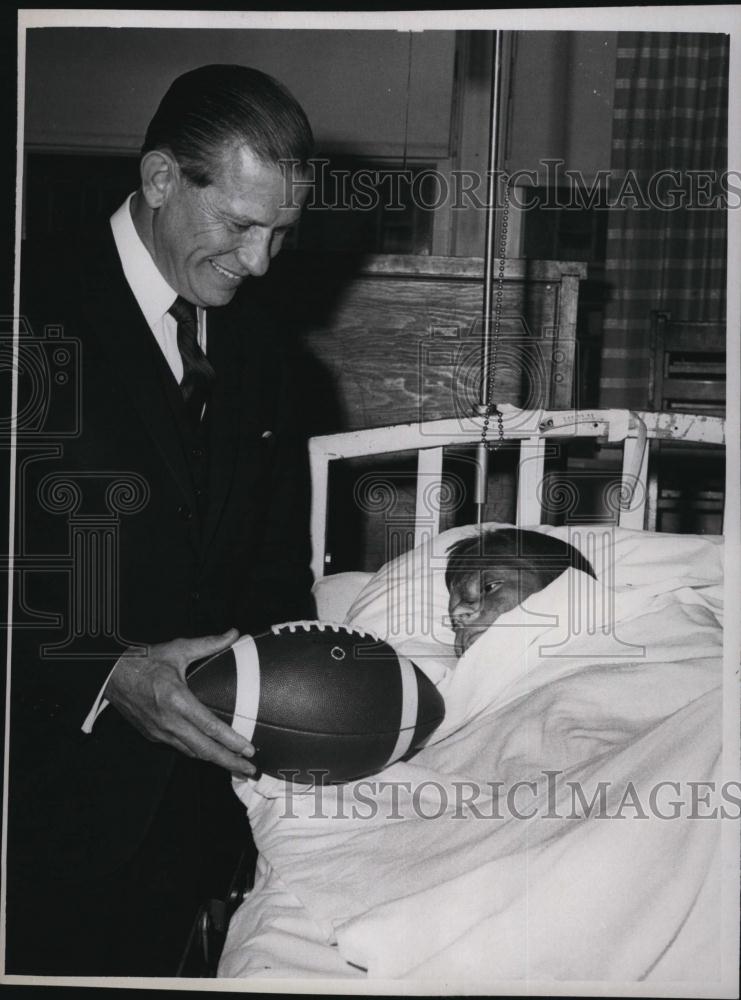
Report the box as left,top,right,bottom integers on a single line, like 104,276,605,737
309,441,330,582
415,447,444,549
619,434,650,529
517,437,546,525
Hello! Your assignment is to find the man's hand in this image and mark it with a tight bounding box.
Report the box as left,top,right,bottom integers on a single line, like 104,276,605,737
103,629,256,778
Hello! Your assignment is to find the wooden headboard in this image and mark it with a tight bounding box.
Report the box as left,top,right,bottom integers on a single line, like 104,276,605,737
260,253,587,433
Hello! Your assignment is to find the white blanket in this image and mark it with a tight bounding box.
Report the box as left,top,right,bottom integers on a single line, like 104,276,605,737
220,568,728,984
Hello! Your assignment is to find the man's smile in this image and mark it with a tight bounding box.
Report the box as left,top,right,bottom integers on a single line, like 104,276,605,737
209,258,246,283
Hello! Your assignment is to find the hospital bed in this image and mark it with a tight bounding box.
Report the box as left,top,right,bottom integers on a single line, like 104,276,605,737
189,405,730,986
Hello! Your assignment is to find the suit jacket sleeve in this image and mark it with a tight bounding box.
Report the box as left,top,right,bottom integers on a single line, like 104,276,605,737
12,239,128,727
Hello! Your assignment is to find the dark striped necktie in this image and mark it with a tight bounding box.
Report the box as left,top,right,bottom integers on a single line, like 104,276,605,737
168,296,215,429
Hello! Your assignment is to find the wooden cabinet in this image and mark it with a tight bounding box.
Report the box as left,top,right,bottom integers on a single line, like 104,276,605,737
257,253,586,433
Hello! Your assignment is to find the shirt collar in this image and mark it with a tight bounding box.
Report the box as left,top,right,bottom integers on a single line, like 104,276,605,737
110,192,178,328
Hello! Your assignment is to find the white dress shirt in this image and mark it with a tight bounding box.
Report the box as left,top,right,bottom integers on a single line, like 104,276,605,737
81,193,206,733
110,192,207,373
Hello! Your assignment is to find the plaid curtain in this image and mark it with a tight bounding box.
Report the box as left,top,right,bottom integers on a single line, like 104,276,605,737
599,32,729,408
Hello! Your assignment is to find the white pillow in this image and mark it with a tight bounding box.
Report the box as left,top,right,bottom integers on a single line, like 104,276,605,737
312,571,373,623
344,523,723,672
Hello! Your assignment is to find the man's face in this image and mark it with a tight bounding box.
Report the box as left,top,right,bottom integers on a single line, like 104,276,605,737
149,144,306,307
447,567,539,658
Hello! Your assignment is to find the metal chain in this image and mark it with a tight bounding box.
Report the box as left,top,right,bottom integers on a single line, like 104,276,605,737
480,178,510,451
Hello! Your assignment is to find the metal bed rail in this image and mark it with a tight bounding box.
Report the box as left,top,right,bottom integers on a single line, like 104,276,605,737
308,407,725,581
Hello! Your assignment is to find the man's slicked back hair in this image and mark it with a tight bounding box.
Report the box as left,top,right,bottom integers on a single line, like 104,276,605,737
141,64,314,186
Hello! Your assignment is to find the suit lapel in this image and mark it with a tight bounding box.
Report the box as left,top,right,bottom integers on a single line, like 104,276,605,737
80,232,200,530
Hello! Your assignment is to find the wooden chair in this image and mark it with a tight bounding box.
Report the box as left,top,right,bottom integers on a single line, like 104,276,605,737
646,311,726,533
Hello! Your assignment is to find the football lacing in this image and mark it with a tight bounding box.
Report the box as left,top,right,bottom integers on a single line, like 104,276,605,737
270,620,379,641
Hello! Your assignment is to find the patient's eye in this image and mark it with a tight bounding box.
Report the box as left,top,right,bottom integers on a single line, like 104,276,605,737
483,580,502,595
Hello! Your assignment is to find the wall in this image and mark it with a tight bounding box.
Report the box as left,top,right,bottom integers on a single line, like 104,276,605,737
24,28,616,175
446,31,618,257
24,28,619,260
507,32,617,182
24,27,456,158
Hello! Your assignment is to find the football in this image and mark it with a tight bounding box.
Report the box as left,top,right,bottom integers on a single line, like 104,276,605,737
186,620,445,784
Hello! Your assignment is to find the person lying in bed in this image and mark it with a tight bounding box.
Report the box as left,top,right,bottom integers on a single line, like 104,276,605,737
446,529,597,657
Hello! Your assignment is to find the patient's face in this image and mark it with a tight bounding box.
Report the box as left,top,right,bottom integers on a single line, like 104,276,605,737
447,567,540,658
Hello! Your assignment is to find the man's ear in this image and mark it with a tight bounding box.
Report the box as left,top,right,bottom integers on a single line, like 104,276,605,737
139,149,180,210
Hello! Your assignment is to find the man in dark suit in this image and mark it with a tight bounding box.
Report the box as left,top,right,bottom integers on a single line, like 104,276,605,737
6,64,316,976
